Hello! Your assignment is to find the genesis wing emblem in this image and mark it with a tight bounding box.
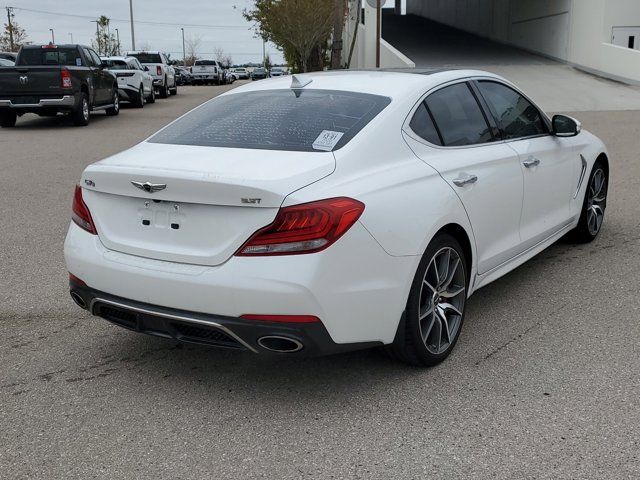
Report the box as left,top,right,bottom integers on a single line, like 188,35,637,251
131,181,167,193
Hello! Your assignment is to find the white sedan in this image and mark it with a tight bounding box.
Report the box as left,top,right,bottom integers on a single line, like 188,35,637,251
64,70,609,366
101,56,155,107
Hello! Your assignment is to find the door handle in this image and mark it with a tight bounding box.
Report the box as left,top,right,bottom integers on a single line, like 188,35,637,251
453,174,478,187
523,156,541,168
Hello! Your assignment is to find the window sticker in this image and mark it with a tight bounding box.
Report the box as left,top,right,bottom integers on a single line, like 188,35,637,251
76,57,82,66
312,130,344,151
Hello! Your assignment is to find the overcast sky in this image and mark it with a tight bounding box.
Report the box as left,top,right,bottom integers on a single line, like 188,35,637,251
10,0,285,64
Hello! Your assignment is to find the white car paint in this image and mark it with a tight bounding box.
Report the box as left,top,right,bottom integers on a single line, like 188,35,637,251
101,56,154,104
64,70,608,357
125,51,176,95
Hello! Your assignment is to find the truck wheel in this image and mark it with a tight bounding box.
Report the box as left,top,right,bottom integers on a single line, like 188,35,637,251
170,84,177,95
0,110,17,128
159,79,169,98
146,87,156,104
71,93,90,126
105,90,120,116
134,85,144,108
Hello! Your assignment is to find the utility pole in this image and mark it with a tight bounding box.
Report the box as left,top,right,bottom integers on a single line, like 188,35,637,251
68,33,73,43
6,7,14,51
129,0,136,50
181,28,186,66
262,37,266,69
49,28,55,44
376,0,381,68
331,0,345,69
115,28,120,55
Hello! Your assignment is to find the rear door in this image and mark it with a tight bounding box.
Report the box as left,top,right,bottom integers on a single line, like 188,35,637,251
82,48,103,104
403,81,524,274
475,80,576,250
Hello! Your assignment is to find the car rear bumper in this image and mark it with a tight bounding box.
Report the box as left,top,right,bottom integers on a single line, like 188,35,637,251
64,221,417,349
69,280,380,356
0,95,76,109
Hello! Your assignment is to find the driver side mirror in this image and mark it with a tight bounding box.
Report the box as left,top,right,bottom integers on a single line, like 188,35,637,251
143,66,149,72
552,114,581,137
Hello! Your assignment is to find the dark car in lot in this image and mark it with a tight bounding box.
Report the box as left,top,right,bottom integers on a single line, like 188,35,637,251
251,67,268,80
174,67,193,85
0,44,120,127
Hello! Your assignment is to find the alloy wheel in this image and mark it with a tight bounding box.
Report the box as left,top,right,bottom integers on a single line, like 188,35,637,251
418,247,466,355
587,168,606,236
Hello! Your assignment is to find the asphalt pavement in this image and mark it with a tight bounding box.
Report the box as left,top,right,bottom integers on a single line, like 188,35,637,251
1,84,639,479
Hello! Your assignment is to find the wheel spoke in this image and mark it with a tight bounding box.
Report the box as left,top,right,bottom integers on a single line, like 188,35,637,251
440,285,465,299
439,302,463,317
441,256,460,291
437,308,452,344
437,249,451,288
420,312,436,343
419,304,434,321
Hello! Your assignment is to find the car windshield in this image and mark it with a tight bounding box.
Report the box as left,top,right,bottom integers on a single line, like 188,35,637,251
149,89,391,152
17,48,82,66
129,53,161,64
103,59,128,69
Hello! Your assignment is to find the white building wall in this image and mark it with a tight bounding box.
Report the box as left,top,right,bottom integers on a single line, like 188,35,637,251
405,0,640,82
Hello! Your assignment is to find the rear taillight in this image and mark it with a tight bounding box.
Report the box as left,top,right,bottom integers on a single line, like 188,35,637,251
156,65,162,76
61,69,72,88
72,185,97,235
236,197,365,256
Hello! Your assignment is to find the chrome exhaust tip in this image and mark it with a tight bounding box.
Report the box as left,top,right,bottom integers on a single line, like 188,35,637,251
70,291,87,309
257,336,303,353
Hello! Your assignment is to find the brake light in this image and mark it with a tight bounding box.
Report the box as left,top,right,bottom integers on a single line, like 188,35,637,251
240,314,320,324
61,69,72,88
156,65,162,76
41,44,57,49
236,197,365,256
72,185,97,235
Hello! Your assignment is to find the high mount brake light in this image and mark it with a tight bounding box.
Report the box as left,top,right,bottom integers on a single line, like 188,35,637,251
72,185,97,235
236,197,365,256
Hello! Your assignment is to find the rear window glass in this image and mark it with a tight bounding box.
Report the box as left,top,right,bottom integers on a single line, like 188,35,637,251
18,48,82,66
195,60,216,66
149,89,391,152
103,59,127,69
129,53,161,64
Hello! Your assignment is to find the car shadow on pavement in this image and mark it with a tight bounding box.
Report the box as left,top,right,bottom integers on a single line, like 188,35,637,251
12,113,112,129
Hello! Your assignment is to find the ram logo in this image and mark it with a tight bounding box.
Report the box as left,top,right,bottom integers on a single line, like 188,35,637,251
241,198,262,204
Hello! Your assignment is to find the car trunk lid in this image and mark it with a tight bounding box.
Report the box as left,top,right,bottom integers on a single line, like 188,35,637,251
80,142,335,266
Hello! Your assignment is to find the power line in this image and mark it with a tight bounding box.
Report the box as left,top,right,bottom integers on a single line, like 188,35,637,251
8,6,251,30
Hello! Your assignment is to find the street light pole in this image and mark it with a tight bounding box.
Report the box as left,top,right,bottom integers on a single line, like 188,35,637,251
49,28,55,44
376,0,381,68
68,33,73,43
129,0,136,50
181,28,186,66
115,28,120,55
6,7,14,51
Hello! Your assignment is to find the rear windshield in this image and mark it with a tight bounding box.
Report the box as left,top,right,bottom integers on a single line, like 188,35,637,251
195,60,216,66
148,89,391,152
129,53,161,64
103,59,127,69
18,48,82,66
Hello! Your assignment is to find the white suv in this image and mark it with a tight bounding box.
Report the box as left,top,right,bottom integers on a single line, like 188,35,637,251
126,51,177,98
101,56,155,107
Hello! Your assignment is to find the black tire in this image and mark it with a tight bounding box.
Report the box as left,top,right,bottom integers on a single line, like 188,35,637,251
0,110,17,128
170,83,177,95
71,93,90,126
159,79,169,98
386,233,469,367
567,159,608,243
134,85,144,108
105,89,120,116
146,87,156,104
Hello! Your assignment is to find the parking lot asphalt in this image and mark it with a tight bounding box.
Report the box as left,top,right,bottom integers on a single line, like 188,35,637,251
1,84,639,479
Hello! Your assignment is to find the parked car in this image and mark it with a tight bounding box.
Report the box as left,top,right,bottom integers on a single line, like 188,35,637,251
101,56,155,107
0,58,14,66
0,44,119,127
191,60,223,85
0,52,17,62
270,67,285,77
251,67,268,80
223,69,236,84
64,70,610,366
174,67,193,85
231,67,249,79
126,51,177,98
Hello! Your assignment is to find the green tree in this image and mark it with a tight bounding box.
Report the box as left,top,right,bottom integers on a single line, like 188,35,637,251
91,16,120,56
0,19,28,52
243,0,334,73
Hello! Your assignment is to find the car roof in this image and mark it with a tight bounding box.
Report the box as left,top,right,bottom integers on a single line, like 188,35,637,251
126,51,161,54
228,69,504,100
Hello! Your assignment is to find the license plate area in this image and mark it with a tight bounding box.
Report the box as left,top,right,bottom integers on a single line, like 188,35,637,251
138,199,185,231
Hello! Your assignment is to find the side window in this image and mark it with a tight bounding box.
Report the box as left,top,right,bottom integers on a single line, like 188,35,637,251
88,49,102,67
477,81,547,139
425,83,493,146
82,48,96,67
409,102,442,146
